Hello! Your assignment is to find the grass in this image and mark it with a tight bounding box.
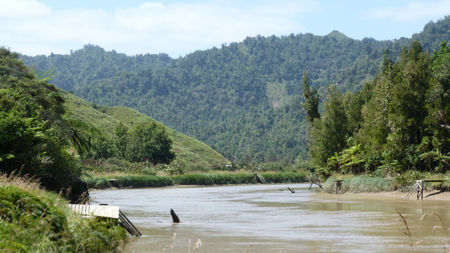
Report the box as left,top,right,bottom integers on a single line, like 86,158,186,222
397,209,450,252
0,171,127,252
81,158,312,189
397,209,415,252
322,175,394,194
84,171,309,189
63,91,229,166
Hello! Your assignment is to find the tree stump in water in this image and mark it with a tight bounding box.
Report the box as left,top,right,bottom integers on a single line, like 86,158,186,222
170,209,180,223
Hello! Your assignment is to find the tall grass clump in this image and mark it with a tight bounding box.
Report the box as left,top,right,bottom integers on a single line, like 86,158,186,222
0,172,126,252
172,173,256,185
322,175,394,193
85,171,311,188
114,175,174,188
346,175,394,193
321,174,354,193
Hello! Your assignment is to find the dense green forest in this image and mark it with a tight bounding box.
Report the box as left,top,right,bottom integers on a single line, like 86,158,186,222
308,40,450,175
21,16,450,162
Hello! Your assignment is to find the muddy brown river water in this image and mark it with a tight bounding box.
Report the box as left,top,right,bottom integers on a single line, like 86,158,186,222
90,183,450,252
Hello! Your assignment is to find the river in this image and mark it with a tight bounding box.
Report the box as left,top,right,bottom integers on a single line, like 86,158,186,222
90,183,450,252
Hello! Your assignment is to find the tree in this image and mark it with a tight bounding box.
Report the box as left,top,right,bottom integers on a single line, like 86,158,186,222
309,85,348,167
301,72,320,123
125,121,175,164
383,42,431,160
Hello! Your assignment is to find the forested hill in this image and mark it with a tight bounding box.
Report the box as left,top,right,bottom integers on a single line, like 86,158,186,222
20,16,450,162
21,45,171,91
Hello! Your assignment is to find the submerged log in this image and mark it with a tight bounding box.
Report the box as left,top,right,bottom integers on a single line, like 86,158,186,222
170,209,180,223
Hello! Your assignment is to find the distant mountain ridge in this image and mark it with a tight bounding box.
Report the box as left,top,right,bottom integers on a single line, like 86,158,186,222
20,16,450,162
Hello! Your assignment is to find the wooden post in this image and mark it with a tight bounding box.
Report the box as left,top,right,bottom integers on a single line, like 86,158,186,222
421,181,424,200
287,187,295,193
333,180,343,194
416,180,421,200
170,209,180,223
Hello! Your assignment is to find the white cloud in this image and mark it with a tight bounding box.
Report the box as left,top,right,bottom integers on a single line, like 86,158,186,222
0,0,321,57
0,0,51,18
359,1,450,22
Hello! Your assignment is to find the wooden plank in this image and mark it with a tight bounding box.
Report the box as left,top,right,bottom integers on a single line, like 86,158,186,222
119,210,142,236
69,204,120,219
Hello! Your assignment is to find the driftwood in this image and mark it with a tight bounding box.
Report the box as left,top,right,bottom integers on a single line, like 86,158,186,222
307,174,323,190
170,209,180,223
287,187,295,193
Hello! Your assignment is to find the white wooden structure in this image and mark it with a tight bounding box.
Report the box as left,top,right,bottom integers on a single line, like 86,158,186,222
69,204,141,236
69,204,120,219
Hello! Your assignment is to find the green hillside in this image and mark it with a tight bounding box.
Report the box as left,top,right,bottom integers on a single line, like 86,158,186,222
63,91,229,166
21,16,450,162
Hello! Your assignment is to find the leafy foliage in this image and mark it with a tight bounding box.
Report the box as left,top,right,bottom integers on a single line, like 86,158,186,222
310,40,450,175
0,47,90,201
87,121,175,164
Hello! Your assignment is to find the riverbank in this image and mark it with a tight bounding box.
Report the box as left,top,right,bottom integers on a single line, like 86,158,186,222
348,190,450,200
84,171,309,189
86,172,450,202
93,184,450,201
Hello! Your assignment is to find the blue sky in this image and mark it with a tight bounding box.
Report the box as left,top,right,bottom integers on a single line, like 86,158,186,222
1,0,449,57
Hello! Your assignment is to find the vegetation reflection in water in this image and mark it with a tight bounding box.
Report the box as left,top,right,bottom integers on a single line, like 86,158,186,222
91,183,450,253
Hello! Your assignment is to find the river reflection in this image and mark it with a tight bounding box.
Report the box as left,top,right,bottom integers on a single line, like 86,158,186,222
90,184,450,253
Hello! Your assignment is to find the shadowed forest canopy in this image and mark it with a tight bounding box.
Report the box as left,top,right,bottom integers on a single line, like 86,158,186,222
20,16,450,162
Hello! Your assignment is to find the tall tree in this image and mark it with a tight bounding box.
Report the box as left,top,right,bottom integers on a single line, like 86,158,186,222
301,72,320,123
309,85,348,167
